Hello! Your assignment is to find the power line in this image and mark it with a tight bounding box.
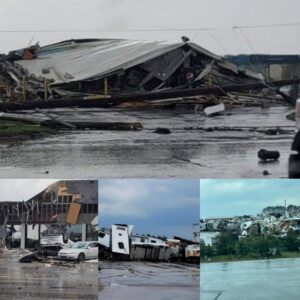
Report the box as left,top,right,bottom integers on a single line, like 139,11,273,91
0,28,212,33
234,22,300,29
0,22,300,33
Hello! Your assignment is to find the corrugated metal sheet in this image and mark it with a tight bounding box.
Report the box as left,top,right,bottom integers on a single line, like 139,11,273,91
16,39,221,84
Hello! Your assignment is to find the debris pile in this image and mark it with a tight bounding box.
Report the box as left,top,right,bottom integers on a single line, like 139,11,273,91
0,38,298,111
201,204,300,240
99,224,200,263
11,38,261,96
0,54,43,101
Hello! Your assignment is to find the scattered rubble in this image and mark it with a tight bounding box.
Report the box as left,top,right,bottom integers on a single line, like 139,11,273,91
201,203,300,239
0,54,43,101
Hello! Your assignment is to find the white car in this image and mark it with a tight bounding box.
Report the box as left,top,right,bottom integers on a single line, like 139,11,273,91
58,241,99,262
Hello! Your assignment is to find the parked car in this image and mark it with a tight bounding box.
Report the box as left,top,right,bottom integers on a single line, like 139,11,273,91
57,241,99,262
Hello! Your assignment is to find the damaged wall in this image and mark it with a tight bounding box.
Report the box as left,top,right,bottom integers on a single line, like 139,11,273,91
0,180,98,226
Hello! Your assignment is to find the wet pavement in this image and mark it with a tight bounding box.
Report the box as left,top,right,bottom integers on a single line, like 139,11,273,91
0,106,294,178
99,260,200,300
0,250,98,299
201,258,300,300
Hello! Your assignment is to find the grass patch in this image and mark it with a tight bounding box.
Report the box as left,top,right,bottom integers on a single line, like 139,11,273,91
0,120,54,137
280,251,300,259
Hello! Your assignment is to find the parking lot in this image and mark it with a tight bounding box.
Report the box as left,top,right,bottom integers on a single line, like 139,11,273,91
0,249,98,299
99,260,200,300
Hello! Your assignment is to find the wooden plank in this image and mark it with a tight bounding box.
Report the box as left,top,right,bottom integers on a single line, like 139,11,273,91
0,112,43,124
35,108,76,129
66,203,81,225
40,120,143,130
0,78,298,111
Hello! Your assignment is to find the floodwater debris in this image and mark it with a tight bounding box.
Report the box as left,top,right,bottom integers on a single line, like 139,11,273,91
204,103,225,117
258,149,280,161
41,120,143,130
154,127,171,134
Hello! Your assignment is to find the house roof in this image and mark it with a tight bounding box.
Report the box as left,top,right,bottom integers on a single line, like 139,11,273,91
15,38,221,84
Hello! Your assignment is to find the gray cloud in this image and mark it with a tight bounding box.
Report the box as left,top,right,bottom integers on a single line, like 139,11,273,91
0,0,299,54
0,179,57,202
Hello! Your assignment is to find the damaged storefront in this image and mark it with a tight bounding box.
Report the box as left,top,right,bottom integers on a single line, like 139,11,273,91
0,180,98,252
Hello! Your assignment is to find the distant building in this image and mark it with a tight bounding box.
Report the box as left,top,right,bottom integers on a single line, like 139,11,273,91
227,54,300,101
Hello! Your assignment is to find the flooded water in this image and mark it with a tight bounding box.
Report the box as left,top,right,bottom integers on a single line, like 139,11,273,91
99,261,199,300
0,250,98,299
201,258,300,300
0,106,293,178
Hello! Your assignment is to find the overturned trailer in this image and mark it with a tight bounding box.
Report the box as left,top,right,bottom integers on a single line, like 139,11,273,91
98,224,200,262
131,235,171,261
98,224,133,260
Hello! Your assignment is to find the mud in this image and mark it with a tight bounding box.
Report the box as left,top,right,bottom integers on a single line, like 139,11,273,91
99,260,200,300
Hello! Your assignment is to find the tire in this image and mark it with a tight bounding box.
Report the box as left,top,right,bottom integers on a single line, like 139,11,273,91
78,253,85,262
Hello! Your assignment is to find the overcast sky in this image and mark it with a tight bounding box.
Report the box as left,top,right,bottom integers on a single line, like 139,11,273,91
201,179,300,219
99,179,199,239
0,179,56,202
0,0,299,55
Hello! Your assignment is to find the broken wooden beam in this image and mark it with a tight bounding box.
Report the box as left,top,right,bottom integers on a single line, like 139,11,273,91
0,112,43,124
36,108,76,129
40,121,143,130
0,78,298,111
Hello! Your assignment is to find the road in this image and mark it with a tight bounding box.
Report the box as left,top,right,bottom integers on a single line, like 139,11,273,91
99,260,200,300
0,106,293,178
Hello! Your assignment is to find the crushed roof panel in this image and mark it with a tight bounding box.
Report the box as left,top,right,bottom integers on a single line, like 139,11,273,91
15,39,221,84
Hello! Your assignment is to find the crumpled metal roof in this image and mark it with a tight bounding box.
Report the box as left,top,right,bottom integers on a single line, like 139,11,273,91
16,38,220,84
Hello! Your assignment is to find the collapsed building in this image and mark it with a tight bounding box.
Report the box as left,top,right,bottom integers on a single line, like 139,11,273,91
6,38,264,98
98,224,200,263
201,205,300,243
0,180,98,249
227,54,300,105
0,37,299,113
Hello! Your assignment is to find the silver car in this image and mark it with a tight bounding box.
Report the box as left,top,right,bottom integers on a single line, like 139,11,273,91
58,241,99,262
